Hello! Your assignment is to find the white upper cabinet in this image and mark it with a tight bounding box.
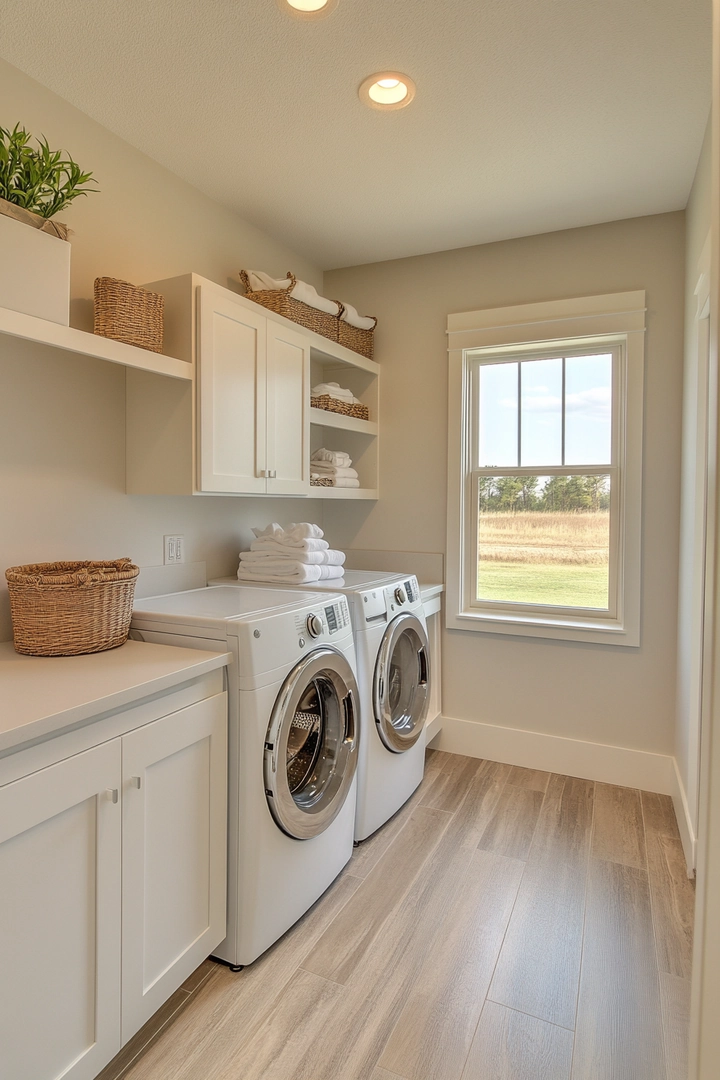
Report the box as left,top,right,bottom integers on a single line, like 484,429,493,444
126,273,375,498
197,284,268,494
266,321,311,495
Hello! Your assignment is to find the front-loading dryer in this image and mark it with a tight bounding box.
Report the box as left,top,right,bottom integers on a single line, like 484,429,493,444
210,571,431,841
131,586,358,967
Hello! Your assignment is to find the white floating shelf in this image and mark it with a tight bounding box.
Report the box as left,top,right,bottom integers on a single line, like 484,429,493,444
0,304,192,381
309,407,378,435
310,486,379,500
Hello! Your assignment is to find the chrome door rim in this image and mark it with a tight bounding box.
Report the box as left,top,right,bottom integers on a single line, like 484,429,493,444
373,612,430,753
264,647,358,839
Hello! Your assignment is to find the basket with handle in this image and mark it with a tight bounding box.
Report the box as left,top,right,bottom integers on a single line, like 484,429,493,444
5,559,140,656
337,313,377,360
239,270,343,344
94,278,164,353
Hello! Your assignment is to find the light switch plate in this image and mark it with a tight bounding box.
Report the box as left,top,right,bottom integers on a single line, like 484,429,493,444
163,535,185,564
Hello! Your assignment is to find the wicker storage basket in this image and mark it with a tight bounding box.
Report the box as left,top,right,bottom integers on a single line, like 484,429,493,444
310,394,370,422
310,476,334,487
337,315,377,361
94,278,164,353
239,270,342,344
5,559,140,657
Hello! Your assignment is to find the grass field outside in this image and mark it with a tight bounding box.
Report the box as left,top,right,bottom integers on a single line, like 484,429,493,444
477,510,610,609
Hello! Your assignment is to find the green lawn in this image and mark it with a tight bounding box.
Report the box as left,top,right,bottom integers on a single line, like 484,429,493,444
478,562,609,609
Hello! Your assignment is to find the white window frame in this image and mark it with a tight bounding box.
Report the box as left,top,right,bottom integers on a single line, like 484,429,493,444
446,292,646,646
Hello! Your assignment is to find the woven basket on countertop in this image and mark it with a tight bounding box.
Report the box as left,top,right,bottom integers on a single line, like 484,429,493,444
5,559,139,656
94,278,164,353
239,270,342,344
310,394,370,421
337,315,377,361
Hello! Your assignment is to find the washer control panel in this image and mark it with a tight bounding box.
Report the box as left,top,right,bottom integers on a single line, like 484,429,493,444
294,598,350,639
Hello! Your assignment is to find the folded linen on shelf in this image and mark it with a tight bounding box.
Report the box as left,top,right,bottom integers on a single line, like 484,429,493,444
311,448,352,468
310,473,360,489
310,464,359,479
311,382,359,404
237,561,345,585
290,281,342,316
239,546,346,566
243,270,294,293
339,302,376,331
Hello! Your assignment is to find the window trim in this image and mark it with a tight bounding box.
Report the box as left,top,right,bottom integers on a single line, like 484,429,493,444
446,292,646,646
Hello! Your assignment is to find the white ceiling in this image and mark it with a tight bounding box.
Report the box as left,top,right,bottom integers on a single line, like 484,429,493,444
0,0,711,269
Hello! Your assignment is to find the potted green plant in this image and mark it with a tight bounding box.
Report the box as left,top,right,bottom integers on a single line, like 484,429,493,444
0,124,98,325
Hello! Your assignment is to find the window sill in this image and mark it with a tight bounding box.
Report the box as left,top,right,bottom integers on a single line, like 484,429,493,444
447,609,639,647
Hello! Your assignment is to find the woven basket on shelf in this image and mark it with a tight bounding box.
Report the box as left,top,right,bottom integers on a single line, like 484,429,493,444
239,270,342,344
310,395,370,421
310,477,334,487
337,315,377,361
5,559,140,657
94,278,164,353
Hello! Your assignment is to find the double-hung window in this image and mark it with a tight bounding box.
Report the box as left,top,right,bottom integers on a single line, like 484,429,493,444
446,293,645,645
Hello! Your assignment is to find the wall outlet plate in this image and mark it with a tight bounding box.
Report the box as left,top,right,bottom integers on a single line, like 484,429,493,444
163,535,185,564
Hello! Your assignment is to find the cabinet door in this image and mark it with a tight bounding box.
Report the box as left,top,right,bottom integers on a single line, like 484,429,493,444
197,284,267,493
0,742,122,1080
121,694,228,1041
266,321,310,496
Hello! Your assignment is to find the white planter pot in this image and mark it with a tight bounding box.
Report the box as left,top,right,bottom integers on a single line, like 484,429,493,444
0,212,70,325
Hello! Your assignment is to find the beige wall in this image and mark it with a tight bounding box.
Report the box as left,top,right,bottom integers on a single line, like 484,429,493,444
326,212,686,756
676,115,712,833
0,59,325,641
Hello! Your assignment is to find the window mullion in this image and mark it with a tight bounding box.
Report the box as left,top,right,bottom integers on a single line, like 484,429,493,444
517,362,522,467
561,356,566,466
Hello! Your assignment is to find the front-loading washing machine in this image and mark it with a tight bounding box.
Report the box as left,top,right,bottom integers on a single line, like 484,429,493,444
210,571,431,842
131,586,359,968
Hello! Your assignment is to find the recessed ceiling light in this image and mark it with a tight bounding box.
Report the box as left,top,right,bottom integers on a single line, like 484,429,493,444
359,71,416,111
278,0,339,19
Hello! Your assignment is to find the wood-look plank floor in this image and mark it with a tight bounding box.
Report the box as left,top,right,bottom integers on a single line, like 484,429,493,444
109,751,694,1080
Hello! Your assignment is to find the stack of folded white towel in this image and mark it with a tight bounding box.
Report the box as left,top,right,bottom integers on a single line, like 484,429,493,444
310,448,360,489
237,522,346,585
311,382,361,405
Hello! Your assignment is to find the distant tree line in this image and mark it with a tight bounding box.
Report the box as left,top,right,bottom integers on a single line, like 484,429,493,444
479,475,610,513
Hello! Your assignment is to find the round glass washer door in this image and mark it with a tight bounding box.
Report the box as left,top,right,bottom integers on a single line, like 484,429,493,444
373,611,430,754
264,647,359,840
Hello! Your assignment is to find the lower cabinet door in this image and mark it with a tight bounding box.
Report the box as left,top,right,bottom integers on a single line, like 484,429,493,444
0,741,122,1080
120,693,228,1041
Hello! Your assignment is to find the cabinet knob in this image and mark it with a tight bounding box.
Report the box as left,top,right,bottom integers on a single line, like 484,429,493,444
106,788,119,803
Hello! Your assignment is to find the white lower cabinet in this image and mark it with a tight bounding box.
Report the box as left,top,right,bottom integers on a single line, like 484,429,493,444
0,741,122,1080
121,695,227,1041
0,691,227,1080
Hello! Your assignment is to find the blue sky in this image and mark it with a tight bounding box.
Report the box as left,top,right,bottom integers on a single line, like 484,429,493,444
478,353,612,468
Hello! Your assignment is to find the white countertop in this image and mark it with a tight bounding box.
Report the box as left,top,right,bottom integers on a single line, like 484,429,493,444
0,639,231,755
419,583,444,602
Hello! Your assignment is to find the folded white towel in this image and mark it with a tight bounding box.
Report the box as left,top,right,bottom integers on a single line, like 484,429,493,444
252,536,329,554
312,448,352,468
240,546,346,566
339,302,376,331
243,271,294,293
289,281,341,317
251,523,328,551
310,464,359,479
237,562,344,585
311,475,360,489
312,382,359,403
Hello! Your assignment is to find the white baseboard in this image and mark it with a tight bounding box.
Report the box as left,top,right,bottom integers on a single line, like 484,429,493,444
435,714,676,795
671,758,697,874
